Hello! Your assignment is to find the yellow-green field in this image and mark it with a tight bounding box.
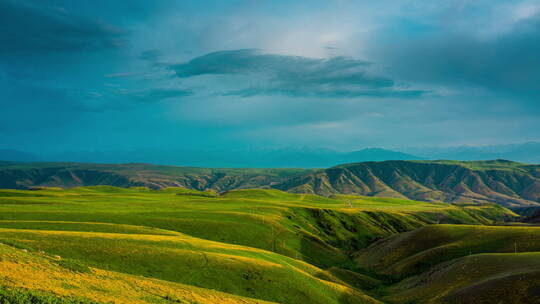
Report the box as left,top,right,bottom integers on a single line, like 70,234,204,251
0,186,534,303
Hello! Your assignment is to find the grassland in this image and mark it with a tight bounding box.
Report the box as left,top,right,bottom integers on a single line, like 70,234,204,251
0,243,276,304
0,186,528,303
355,224,540,303
356,224,540,277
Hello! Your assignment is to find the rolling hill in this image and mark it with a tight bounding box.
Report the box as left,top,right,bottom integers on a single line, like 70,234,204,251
0,242,276,304
354,224,540,304
0,186,517,303
0,161,311,192
276,160,540,210
1,159,539,212
385,252,540,304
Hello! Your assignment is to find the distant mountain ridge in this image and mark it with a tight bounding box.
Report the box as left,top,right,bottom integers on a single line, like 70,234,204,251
0,161,311,192
0,159,539,211
3,142,539,167
403,141,540,164
275,160,540,209
0,148,420,168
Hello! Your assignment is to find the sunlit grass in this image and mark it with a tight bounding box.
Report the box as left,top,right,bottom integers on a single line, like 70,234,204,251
0,186,518,304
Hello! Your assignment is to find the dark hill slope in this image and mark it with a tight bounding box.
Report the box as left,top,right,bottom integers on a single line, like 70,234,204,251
275,160,540,209
354,224,540,304
386,252,540,304
0,161,311,192
524,209,540,223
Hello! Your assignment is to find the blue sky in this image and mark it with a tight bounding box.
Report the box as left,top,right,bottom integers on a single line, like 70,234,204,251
1,0,539,152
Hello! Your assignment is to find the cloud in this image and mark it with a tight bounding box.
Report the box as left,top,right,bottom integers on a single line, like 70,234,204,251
225,87,425,99
368,2,540,102
169,49,428,98
126,88,193,103
0,0,125,54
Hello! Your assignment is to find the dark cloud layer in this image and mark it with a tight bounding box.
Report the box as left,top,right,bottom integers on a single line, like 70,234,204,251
0,0,125,54
171,49,427,98
1,0,539,153
371,10,540,102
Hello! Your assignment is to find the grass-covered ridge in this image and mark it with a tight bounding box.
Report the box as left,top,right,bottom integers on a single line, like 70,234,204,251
386,252,540,304
356,224,540,278
2,159,540,211
0,161,313,191
0,186,517,303
349,224,540,303
276,159,540,209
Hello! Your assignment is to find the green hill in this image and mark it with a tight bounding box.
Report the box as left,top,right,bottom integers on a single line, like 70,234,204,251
386,253,540,304
275,160,540,210
356,224,540,278
350,224,540,303
1,160,539,211
0,242,278,304
0,161,311,191
0,186,517,303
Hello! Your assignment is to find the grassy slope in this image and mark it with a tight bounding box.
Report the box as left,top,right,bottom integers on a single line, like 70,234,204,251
0,187,515,303
0,229,382,304
0,187,514,267
386,253,540,304
356,224,540,278
0,243,276,304
351,224,540,303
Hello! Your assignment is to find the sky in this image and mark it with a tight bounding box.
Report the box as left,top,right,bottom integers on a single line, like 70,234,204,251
1,0,539,153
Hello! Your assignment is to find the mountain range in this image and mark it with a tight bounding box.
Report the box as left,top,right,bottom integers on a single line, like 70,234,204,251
275,160,540,210
2,142,540,168
0,147,419,168
1,159,539,212
404,141,540,164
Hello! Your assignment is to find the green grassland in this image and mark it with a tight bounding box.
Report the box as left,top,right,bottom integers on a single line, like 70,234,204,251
0,186,531,303
356,224,540,277
355,224,540,303
0,187,513,267
0,243,278,304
